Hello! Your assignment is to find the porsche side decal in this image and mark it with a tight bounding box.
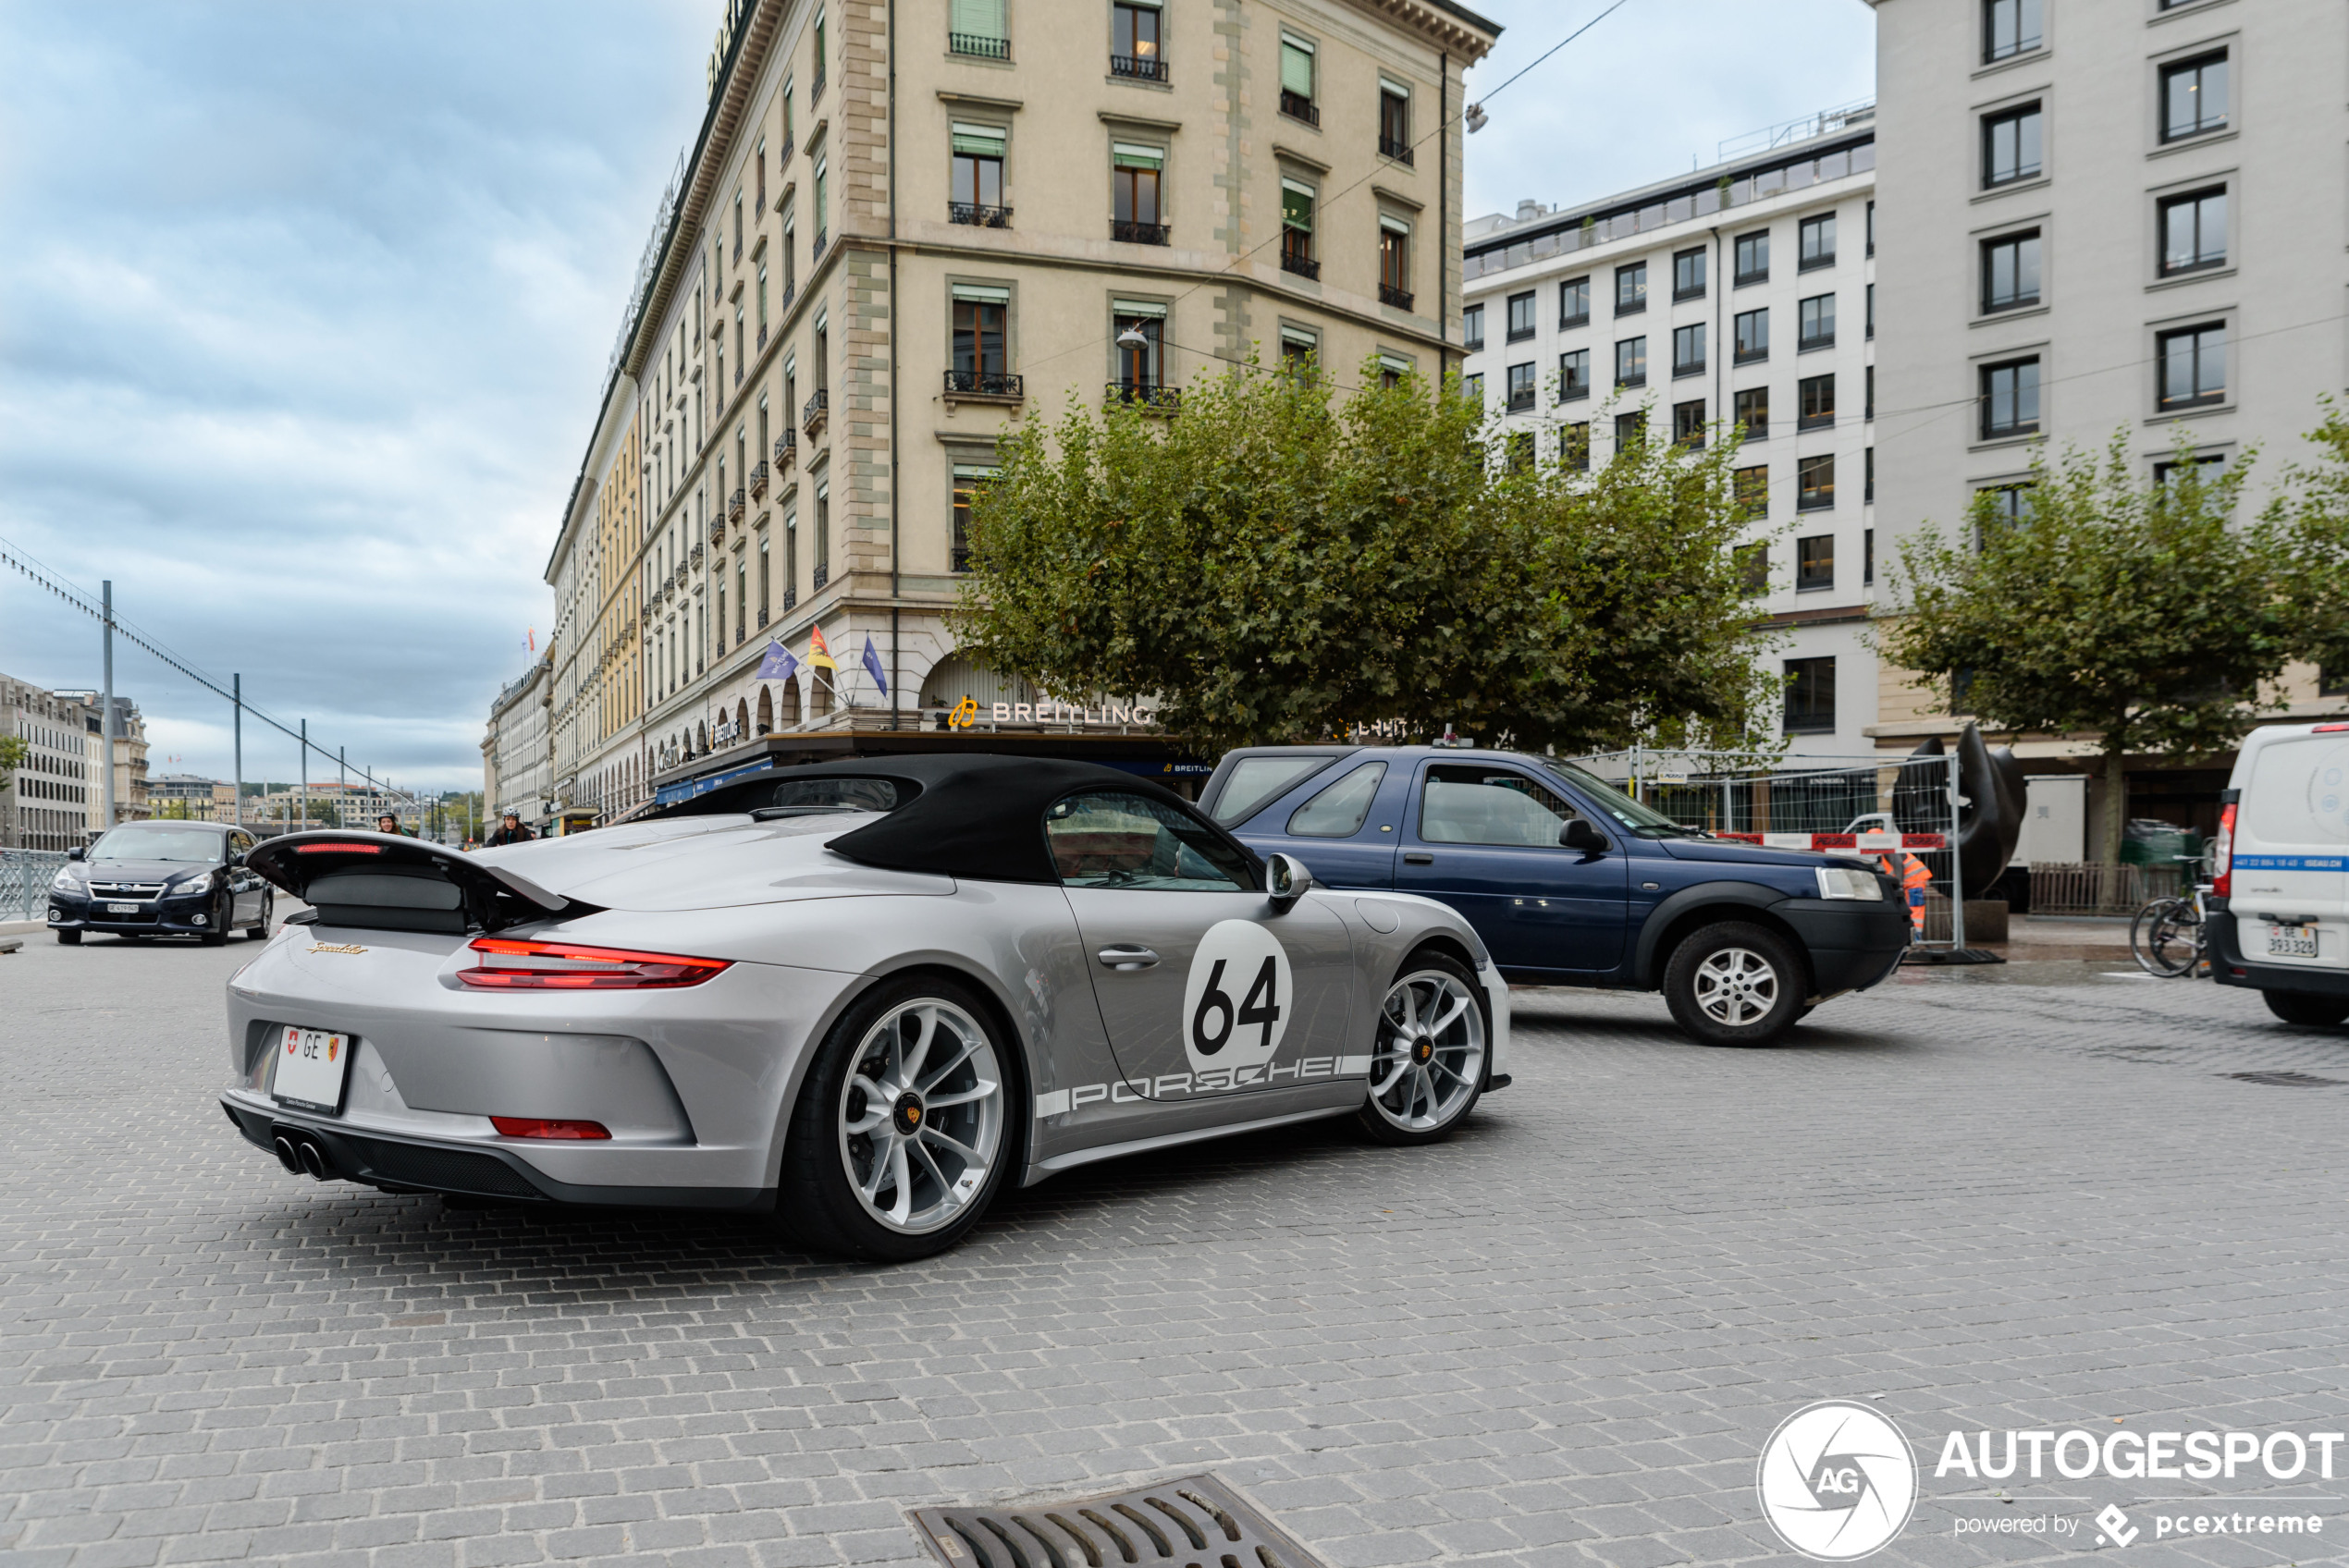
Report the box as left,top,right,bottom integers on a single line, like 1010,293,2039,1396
1180,919,1293,1074
1036,1054,1374,1117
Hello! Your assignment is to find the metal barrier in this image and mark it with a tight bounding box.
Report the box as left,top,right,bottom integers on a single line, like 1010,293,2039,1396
0,850,69,924
2026,863,2182,917
1571,748,1969,949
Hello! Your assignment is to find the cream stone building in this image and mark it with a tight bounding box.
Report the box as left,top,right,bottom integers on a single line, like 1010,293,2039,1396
535,0,1496,817
2,674,97,851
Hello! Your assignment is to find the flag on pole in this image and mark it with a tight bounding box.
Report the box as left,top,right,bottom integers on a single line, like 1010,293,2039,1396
861,635,888,697
755,640,801,681
525,628,535,653
806,625,839,671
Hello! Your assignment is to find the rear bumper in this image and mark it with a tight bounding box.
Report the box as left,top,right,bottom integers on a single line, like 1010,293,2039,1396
2208,913,2349,998
1775,898,1912,998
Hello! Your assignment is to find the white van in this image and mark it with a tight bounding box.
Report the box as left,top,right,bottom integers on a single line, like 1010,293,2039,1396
2212,721,2349,1024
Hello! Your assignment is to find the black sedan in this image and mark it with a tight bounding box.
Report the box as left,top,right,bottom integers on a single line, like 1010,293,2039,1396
49,821,273,945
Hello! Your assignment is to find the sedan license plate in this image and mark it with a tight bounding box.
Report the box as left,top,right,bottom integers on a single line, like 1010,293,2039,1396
272,1027,352,1114
2268,925,2320,960
107,902,140,914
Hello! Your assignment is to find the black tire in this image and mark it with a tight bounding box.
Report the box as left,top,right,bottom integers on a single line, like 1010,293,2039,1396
2264,990,2349,1027
201,893,229,946
1662,921,1807,1047
246,893,273,940
1356,949,1489,1146
55,928,81,946
2130,897,2201,977
775,974,1018,1262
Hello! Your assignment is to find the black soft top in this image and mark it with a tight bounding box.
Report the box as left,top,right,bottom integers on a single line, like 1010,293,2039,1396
674,753,1256,886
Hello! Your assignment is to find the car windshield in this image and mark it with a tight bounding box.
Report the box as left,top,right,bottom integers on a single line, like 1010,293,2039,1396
92,827,224,863
1536,760,1692,837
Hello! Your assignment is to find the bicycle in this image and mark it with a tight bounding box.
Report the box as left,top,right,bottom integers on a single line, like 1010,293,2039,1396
2130,853,2212,977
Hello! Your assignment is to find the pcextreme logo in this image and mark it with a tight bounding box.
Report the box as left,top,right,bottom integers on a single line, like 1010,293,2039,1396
1756,1402,1919,1561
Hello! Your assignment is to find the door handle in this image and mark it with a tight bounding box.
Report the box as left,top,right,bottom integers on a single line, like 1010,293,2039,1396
1095,946,1160,971
1403,851,1433,864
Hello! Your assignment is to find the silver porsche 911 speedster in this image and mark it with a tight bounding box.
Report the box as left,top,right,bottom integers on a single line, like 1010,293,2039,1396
220,756,1511,1259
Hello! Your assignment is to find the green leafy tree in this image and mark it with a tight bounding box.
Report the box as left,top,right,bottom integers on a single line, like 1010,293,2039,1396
951,358,1776,756
1879,432,2309,868
0,733,26,791
2258,400,2349,685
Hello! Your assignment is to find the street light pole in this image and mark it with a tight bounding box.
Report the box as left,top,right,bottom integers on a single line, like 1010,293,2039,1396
232,674,243,829
299,719,308,832
99,580,116,834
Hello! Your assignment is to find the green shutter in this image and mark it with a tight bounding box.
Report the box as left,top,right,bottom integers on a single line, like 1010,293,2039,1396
1112,142,1164,169
952,0,1005,39
1280,39,1314,98
1281,180,1314,233
951,122,1006,156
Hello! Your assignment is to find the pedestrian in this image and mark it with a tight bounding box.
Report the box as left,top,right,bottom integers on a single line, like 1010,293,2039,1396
485,811,535,848
375,813,411,837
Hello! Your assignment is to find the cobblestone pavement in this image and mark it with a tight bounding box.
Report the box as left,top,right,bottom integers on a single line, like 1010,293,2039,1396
5,933,2348,1568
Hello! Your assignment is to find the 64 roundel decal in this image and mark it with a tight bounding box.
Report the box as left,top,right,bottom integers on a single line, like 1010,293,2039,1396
1181,921,1293,1073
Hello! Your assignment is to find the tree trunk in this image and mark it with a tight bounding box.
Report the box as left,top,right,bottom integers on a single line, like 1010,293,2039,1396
2100,745,2129,913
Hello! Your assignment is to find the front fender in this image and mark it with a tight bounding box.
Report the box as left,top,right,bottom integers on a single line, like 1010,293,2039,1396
1632,880,1805,988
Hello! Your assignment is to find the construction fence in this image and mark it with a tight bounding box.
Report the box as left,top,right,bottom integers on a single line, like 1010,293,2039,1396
1,849,69,925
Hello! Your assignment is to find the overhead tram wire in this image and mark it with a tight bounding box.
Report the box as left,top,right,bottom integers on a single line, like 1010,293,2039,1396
0,532,419,808
1013,0,1640,388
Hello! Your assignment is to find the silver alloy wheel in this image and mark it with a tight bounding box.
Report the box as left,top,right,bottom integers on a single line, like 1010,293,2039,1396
1368,968,1486,1132
837,998,1004,1234
1692,946,1779,1026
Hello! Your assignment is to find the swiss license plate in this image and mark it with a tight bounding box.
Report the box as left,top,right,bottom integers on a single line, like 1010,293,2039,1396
272,1026,352,1114
107,902,139,914
2268,925,2320,960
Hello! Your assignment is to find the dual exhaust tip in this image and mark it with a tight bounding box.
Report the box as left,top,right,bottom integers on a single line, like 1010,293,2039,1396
273,1131,334,1181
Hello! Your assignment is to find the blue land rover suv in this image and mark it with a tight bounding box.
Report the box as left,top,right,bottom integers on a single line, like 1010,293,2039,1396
1203,745,1911,1045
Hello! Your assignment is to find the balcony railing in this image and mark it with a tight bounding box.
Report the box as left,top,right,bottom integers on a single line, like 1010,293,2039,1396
944,370,1024,398
749,460,769,499
803,388,829,436
1110,54,1166,81
727,489,745,523
951,32,1010,59
811,231,829,264
756,323,768,352
773,430,796,469
1380,285,1414,311
1379,135,1414,164
810,69,824,102
950,202,1014,227
756,607,769,629
951,544,973,573
1280,240,1319,280
783,587,797,611
812,562,830,590
1279,90,1318,126
1112,220,1170,246
1107,381,1182,412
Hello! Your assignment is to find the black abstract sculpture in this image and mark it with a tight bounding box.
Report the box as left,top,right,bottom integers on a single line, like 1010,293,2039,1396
1900,723,2027,899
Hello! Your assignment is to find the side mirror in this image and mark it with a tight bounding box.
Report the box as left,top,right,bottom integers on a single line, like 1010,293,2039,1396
68,846,85,862
1560,818,1608,854
1266,851,1314,913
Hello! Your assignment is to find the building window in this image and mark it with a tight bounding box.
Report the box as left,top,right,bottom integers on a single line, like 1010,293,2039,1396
1506,431,1535,472
1614,410,1647,450
814,480,830,584
1734,229,1769,286
1798,294,1836,350
1984,0,2042,62
2159,188,2226,276
1462,302,1485,350
2162,53,2228,141
1379,80,1412,162
2158,323,2226,410
1462,372,1483,406
1736,467,1768,521
1559,276,1590,327
1563,422,1590,472
2153,453,2224,486
1280,327,1318,376
950,124,1009,224
1980,356,2040,437
1280,178,1317,276
1615,262,1647,315
1798,373,1835,430
1113,302,1165,393
1736,386,1769,440
1735,541,1767,588
1866,200,1875,257
1734,308,1768,364
1672,323,1706,378
1506,361,1537,412
1865,365,1874,419
1614,337,1646,388
1865,446,1875,504
1506,290,1536,342
1112,143,1166,243
1558,349,1590,402
1279,32,1318,124
1863,525,1875,582
1798,453,1836,511
1785,656,1837,733
950,0,1010,58
1673,246,1706,301
1799,213,1837,271
1379,218,1412,308
1982,229,2041,312
1796,533,1835,591
1979,484,2035,532
1673,398,1706,449
952,288,1010,393
1983,103,2042,188
951,464,995,572
1866,281,1875,339
1112,2,1163,80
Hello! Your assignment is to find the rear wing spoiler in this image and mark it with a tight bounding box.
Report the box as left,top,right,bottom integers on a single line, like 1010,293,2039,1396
248,831,591,935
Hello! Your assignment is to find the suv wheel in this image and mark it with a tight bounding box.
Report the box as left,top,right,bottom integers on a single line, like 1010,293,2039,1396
2263,990,2349,1027
1663,921,1806,1047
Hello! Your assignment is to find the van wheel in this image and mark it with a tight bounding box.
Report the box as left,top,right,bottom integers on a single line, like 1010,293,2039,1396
1664,921,1806,1046
2263,990,2349,1027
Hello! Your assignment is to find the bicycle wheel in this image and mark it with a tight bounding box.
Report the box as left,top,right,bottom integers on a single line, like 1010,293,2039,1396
2131,898,2202,977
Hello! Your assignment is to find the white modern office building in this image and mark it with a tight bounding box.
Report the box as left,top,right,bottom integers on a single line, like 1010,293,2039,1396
1462,105,1879,754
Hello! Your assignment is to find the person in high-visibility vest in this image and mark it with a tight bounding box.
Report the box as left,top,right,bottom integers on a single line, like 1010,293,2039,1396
1876,849,1933,935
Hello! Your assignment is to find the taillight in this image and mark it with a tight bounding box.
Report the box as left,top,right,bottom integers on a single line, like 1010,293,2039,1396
491,1116,610,1140
294,842,384,854
459,937,731,989
2212,802,2235,897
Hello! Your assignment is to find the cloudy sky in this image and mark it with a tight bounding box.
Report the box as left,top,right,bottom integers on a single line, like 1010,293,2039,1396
0,0,1873,794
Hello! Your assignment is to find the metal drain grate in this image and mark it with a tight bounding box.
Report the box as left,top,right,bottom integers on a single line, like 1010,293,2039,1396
2223,1071,2346,1088
909,1473,1328,1568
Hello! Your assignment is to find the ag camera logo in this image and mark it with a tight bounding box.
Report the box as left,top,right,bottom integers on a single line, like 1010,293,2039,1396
1757,1402,1919,1560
